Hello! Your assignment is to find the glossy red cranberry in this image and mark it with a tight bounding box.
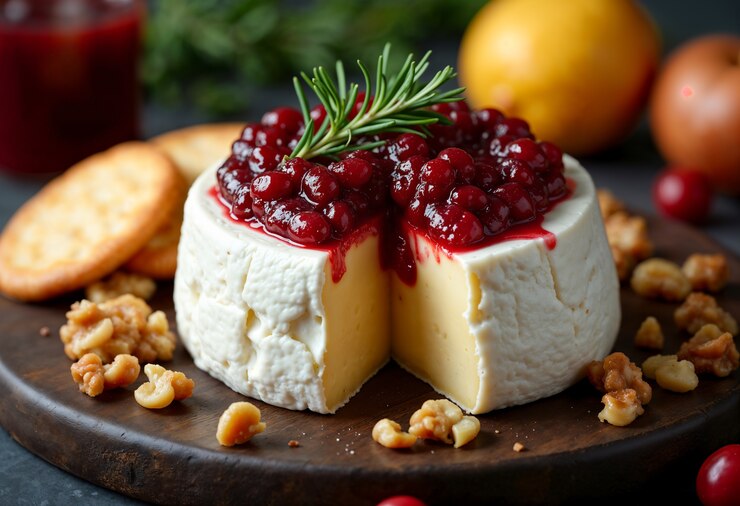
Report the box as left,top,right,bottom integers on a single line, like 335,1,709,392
328,158,373,189
251,197,268,220
499,158,536,186
653,169,713,224
261,107,304,135
406,197,429,227
248,145,285,174
474,160,502,192
544,172,567,199
288,211,331,244
278,157,313,187
496,117,532,139
255,128,288,148
301,165,341,208
343,191,371,218
230,185,253,220
696,444,740,506
387,133,430,162
448,185,488,211
439,147,475,183
493,182,536,222
323,200,355,234
428,204,484,246
430,100,469,116
376,495,427,506
479,196,511,235
250,171,294,201
488,135,516,157
528,180,550,212
217,160,252,203
419,158,455,201
391,156,425,207
310,104,327,128
264,198,310,234
538,141,564,168
240,123,262,143
450,110,478,143
364,171,390,209
232,139,253,161
475,108,504,130
506,138,548,172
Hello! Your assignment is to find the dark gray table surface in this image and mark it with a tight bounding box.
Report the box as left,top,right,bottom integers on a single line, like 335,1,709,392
1,1,739,503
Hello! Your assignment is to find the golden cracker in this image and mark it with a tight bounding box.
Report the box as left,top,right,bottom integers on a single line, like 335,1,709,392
0,142,180,301
151,123,243,185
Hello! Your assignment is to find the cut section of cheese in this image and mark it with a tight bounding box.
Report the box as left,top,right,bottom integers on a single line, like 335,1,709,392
174,155,620,414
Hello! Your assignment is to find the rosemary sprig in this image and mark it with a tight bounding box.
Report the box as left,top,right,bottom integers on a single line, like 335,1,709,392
290,45,465,160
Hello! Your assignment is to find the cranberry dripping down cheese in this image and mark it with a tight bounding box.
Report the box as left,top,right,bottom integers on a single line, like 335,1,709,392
174,100,620,414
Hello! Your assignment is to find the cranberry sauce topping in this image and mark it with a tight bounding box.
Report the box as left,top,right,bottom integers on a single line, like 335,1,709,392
214,102,572,284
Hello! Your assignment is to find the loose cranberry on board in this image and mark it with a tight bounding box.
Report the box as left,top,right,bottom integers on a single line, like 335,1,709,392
652,168,713,224
696,444,740,506
376,495,428,506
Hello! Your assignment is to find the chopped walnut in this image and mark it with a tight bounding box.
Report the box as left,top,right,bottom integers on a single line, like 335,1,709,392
604,212,653,261
682,254,729,293
372,418,417,449
408,399,480,448
71,353,140,397
611,245,636,282
630,258,692,301
216,402,266,447
586,352,652,405
59,294,176,364
39,326,51,337
655,359,699,393
597,189,625,220
513,442,526,452
598,389,645,426
288,440,300,448
103,354,141,389
641,354,678,379
85,272,156,303
70,353,105,397
677,324,739,378
134,364,194,409
674,292,739,335
634,316,664,350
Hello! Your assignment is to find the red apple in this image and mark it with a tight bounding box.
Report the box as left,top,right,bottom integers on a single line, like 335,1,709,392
650,35,740,195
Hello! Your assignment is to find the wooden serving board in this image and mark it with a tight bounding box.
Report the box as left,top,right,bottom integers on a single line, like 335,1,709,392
0,216,738,506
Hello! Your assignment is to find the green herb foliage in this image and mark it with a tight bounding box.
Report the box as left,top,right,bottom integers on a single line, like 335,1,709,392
290,45,464,160
143,0,486,115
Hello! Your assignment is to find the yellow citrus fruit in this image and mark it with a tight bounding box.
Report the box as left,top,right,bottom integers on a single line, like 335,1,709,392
459,0,660,155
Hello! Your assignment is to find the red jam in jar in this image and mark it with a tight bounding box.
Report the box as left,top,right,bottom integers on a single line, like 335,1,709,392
0,0,142,174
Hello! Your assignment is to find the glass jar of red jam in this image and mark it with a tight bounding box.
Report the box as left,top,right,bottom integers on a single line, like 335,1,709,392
0,0,143,174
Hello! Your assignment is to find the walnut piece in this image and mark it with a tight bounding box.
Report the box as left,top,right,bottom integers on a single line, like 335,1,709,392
598,389,645,426
674,292,739,335
216,402,266,447
597,189,625,220
634,316,664,350
60,294,176,364
677,324,739,378
513,442,526,452
71,353,140,397
641,354,678,379
85,272,156,303
372,419,417,449
586,352,652,405
655,359,699,393
611,245,636,282
682,254,729,293
408,399,480,448
630,258,691,302
604,212,653,261
134,364,194,409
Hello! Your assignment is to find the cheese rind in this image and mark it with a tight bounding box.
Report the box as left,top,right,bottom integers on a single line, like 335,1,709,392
175,156,619,414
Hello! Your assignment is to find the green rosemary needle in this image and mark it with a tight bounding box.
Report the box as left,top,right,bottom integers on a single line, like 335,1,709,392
290,44,465,160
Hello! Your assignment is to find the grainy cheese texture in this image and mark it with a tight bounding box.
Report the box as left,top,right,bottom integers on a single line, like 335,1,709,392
175,156,620,414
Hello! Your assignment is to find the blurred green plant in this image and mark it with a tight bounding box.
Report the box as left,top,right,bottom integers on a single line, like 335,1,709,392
142,0,486,115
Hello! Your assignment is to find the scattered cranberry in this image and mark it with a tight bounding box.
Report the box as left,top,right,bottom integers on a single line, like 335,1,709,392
653,168,713,223
387,133,430,162
391,156,425,206
419,158,455,201
438,147,475,183
232,139,253,161
240,123,262,143
217,159,252,204
538,141,564,168
255,128,287,148
506,138,548,172
480,196,511,235
474,160,501,192
696,444,740,506
449,185,488,211
279,157,313,187
428,204,484,246
288,211,331,244
544,172,567,200
493,182,536,223
376,495,427,506
499,158,536,186
496,117,532,139
230,185,253,220
328,158,373,189
323,200,355,235
264,198,308,235
249,145,285,174
251,171,294,201
261,107,304,134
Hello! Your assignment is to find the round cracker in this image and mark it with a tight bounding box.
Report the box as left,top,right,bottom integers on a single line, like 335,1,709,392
151,123,243,185
0,142,180,301
124,187,185,279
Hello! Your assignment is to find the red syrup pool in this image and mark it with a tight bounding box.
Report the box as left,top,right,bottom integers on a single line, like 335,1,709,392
208,179,574,286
